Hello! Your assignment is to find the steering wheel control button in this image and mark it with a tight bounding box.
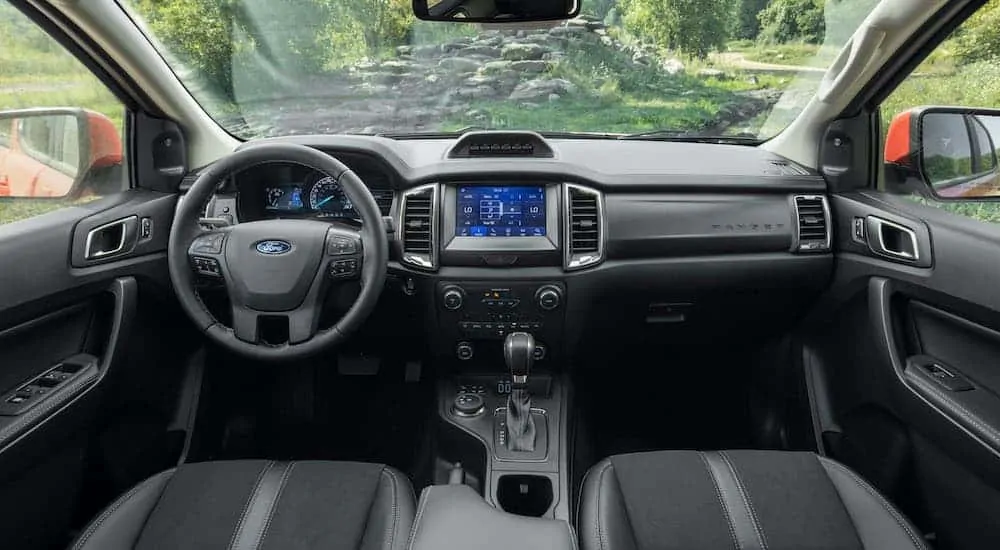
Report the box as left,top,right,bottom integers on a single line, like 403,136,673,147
453,393,485,417
456,341,474,361
190,233,225,254
327,235,358,256
191,257,222,277
329,259,360,278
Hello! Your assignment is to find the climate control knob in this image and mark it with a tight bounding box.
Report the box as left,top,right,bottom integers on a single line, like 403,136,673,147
535,285,562,311
442,286,465,311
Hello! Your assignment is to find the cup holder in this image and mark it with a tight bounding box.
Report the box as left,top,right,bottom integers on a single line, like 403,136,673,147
496,475,553,517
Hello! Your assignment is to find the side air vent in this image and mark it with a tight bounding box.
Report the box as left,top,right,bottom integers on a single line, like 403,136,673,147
371,189,395,216
793,195,831,253
447,131,555,159
400,184,437,270
564,184,604,270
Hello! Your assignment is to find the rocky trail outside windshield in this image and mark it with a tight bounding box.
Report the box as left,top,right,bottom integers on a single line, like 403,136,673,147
233,15,796,138
237,18,769,137
122,0,872,140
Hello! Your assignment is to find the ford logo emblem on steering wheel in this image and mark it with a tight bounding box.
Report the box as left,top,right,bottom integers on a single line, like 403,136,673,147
255,240,292,255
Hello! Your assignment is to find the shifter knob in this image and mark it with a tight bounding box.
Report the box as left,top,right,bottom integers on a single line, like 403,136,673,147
504,332,535,388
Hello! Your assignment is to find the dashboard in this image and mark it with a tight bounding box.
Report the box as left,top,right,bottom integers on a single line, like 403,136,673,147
202,133,834,364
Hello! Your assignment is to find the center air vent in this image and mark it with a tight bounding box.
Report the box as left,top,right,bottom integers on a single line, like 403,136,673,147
447,131,555,159
793,195,831,252
371,189,394,216
400,184,437,270
565,184,604,270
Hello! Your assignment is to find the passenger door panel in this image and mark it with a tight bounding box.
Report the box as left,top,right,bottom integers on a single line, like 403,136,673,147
811,190,1000,549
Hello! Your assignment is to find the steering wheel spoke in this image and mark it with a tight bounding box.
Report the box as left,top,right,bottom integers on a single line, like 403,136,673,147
231,305,261,343
288,306,323,344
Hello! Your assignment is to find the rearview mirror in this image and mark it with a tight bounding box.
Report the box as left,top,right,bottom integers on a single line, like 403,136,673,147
0,108,121,199
413,0,579,23
884,107,1000,200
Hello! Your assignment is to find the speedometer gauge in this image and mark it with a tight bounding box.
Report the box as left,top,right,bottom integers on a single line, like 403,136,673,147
308,176,354,217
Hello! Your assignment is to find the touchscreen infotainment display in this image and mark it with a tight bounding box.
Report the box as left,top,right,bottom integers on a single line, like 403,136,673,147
456,186,546,237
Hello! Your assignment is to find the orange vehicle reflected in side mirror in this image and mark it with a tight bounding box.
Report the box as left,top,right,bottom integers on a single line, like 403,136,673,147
0,108,122,199
884,106,1000,200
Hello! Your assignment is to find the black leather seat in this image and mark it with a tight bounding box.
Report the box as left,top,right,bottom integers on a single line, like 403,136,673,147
70,460,415,550
579,450,928,550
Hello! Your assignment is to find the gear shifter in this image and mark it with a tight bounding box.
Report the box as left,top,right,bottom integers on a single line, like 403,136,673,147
504,332,536,452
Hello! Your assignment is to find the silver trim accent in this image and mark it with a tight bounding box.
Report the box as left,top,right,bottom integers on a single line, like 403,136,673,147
400,183,439,270
452,404,485,418
84,216,137,260
791,195,832,253
868,216,920,262
563,183,605,270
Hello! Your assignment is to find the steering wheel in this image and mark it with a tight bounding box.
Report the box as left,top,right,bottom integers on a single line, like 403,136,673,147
168,143,388,361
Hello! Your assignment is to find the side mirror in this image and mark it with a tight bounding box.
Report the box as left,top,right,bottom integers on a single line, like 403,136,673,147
413,0,579,23
0,108,122,199
884,106,1000,200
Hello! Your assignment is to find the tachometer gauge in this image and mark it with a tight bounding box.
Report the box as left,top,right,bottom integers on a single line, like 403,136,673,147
308,176,354,217
266,187,285,209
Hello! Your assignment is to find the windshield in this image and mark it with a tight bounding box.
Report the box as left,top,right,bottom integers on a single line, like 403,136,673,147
120,0,880,139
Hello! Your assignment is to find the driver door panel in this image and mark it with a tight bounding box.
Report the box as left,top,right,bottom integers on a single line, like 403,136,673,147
0,190,175,548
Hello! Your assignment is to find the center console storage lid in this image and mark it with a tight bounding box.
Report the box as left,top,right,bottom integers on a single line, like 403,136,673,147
407,485,576,550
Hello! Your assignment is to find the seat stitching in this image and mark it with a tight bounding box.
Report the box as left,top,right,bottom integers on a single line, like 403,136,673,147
720,451,769,550
380,468,400,550
699,452,740,550
910,376,1000,445
406,485,431,549
595,459,613,550
820,458,927,550
71,471,171,550
254,462,295,550
228,461,274,550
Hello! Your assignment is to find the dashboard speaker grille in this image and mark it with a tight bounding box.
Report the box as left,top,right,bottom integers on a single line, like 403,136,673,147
401,185,436,269
794,195,830,252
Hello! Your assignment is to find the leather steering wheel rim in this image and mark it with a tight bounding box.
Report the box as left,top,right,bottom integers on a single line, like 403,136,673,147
167,142,388,361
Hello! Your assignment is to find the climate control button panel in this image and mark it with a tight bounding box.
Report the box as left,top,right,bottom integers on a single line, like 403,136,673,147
436,281,566,359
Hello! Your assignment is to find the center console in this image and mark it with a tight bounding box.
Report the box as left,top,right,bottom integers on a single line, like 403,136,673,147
398,181,600,530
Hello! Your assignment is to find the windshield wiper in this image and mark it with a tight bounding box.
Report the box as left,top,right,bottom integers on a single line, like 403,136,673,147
619,130,761,144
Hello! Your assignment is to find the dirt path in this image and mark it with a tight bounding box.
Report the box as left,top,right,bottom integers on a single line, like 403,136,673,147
712,51,827,74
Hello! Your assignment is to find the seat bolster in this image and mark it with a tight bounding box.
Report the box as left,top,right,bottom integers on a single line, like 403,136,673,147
70,469,176,550
818,457,929,550
362,466,416,550
578,458,639,550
